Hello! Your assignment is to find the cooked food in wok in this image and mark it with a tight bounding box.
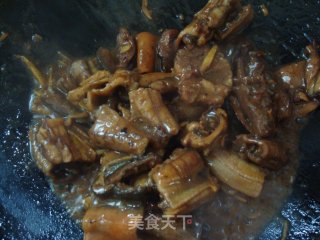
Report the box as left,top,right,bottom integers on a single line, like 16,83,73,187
21,0,320,239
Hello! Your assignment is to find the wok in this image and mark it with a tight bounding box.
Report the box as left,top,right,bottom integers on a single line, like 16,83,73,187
0,0,319,239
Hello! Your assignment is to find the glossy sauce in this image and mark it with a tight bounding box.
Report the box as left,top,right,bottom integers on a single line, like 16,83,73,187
48,119,300,240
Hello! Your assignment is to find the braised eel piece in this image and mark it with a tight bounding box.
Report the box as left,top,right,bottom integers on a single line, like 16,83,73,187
116,28,136,69
176,0,253,46
30,118,96,176
68,69,138,111
230,49,275,137
92,152,160,196
129,88,179,147
233,134,288,170
157,29,179,72
175,45,232,106
89,105,149,155
83,206,143,240
206,150,265,198
151,149,219,215
181,108,227,151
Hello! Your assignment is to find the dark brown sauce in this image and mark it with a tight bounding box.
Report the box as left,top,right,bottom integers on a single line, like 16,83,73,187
47,119,300,240
27,4,311,238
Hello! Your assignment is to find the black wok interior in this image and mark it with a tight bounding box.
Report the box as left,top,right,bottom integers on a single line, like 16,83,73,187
0,0,320,239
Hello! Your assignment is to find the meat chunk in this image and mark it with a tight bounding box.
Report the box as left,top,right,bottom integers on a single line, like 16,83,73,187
157,29,179,72
175,45,232,106
275,44,320,98
129,88,179,148
83,207,142,240
92,152,160,196
275,61,306,89
85,70,138,110
67,70,111,103
139,72,178,94
151,149,219,215
181,108,227,151
129,88,179,141
68,69,138,111
206,150,265,198
230,49,275,137
178,77,230,106
147,77,178,93
56,59,93,93
293,98,319,118
287,89,319,118
274,46,320,119
138,72,176,87
216,4,254,40
30,88,81,117
174,46,210,75
89,105,149,155
138,72,178,94
233,134,288,170
41,89,80,116
177,0,241,46
30,119,96,176
202,47,233,88
116,28,136,69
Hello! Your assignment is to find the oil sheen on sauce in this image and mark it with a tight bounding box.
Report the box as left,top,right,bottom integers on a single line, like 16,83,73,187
49,119,300,240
